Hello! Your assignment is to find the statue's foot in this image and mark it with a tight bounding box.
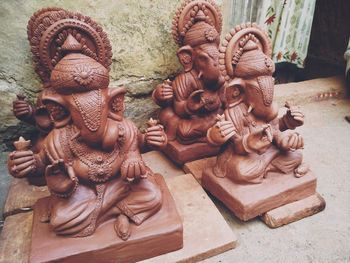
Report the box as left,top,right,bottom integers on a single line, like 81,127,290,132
263,164,279,179
294,163,309,178
114,214,131,241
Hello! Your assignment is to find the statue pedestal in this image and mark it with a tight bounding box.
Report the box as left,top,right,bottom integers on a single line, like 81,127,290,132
29,175,183,263
202,167,317,221
162,140,220,165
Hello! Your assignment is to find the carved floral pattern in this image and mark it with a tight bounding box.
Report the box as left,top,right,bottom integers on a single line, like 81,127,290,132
73,65,95,85
204,28,218,42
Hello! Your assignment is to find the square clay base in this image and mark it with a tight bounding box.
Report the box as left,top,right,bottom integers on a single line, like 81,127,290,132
202,167,317,221
30,174,183,263
162,140,220,165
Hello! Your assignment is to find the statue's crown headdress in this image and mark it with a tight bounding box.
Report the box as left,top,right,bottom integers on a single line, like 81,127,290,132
218,23,274,81
172,0,222,47
27,8,112,84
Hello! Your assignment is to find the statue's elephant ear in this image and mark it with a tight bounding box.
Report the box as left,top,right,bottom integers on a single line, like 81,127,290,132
223,78,245,108
177,45,194,72
108,86,127,121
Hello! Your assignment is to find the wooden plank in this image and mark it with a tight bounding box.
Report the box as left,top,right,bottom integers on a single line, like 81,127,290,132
3,178,49,218
142,174,237,262
142,151,185,178
261,193,326,228
0,212,32,263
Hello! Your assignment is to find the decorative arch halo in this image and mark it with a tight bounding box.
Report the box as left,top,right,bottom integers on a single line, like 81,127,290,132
218,23,272,81
27,8,112,83
172,0,222,46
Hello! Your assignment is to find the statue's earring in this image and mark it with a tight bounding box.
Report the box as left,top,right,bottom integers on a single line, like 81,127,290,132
225,84,243,108
231,86,240,98
177,45,194,72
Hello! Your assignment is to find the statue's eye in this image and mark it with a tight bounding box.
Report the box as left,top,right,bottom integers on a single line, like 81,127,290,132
198,54,208,62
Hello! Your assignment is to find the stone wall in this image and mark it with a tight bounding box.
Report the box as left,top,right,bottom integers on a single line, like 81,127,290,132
0,0,193,150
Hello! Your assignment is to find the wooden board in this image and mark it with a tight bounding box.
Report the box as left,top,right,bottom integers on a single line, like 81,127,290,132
142,151,184,178
261,193,326,228
3,178,49,218
0,212,33,263
142,174,237,262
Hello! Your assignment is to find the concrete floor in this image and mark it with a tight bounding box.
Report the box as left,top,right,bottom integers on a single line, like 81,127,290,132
204,99,350,263
0,98,349,262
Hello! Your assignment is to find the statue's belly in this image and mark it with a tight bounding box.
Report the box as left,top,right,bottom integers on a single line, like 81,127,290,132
71,155,124,183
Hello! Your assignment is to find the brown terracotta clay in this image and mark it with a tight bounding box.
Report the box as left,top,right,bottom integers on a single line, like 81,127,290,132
202,23,325,221
152,0,225,164
7,8,182,262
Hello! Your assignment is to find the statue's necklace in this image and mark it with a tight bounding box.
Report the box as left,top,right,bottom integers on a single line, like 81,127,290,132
66,126,120,183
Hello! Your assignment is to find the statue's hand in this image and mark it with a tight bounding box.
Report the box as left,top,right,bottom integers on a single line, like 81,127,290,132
121,156,149,182
284,101,304,129
13,97,33,121
207,114,237,145
145,124,167,148
246,124,273,154
154,79,173,101
45,159,78,197
45,159,66,177
8,150,36,178
277,131,304,151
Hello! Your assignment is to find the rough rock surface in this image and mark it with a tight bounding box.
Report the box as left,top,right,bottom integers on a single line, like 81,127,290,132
0,0,187,150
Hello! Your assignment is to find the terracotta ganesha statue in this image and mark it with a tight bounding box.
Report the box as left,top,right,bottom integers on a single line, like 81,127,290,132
206,25,307,184
7,8,182,262
202,23,324,223
152,0,225,164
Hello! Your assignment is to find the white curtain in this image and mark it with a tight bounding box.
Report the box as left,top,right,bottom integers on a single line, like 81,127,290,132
224,0,316,68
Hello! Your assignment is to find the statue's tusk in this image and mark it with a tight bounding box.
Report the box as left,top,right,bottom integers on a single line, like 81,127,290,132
198,71,203,79
247,104,253,113
70,130,81,140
